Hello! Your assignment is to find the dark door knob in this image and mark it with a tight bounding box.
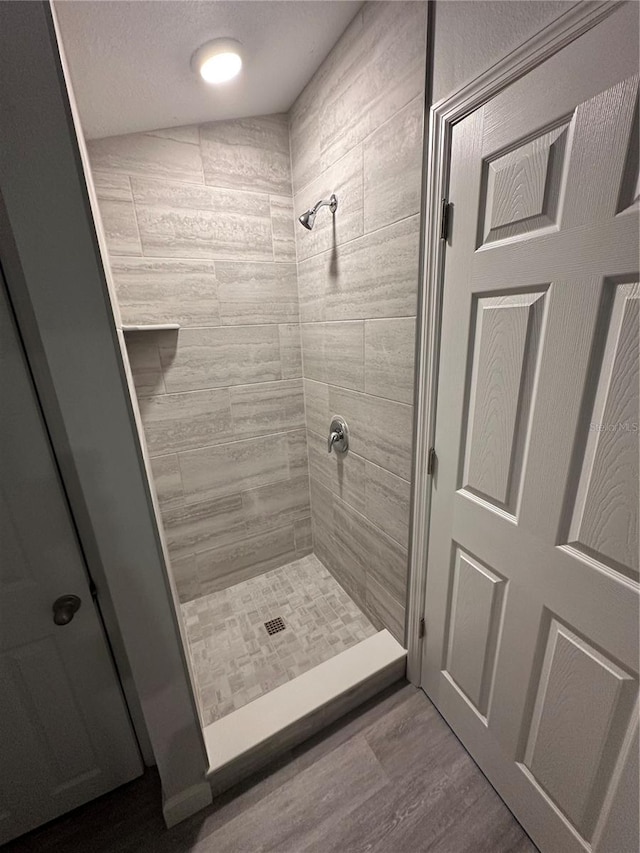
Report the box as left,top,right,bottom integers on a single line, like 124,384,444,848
52,594,81,626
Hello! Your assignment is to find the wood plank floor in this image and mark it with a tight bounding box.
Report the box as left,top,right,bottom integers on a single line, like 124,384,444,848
5,683,537,853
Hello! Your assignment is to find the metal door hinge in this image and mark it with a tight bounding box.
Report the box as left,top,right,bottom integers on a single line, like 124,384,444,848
440,198,452,241
419,617,426,639
89,579,98,601
427,446,436,475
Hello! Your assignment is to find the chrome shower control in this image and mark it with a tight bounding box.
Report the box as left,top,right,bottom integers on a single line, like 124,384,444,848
328,416,349,454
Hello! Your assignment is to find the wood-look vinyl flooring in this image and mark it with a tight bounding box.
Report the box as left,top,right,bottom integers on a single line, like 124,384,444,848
6,683,537,853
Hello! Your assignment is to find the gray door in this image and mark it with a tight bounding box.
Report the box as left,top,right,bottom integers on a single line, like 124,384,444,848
0,275,142,844
421,5,639,852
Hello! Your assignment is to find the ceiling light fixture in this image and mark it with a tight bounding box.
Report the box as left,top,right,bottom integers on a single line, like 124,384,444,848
191,38,243,85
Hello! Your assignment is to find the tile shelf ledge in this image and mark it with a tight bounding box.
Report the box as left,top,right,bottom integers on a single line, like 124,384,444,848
121,323,180,332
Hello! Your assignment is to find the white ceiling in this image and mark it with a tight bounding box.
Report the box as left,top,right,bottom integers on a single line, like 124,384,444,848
55,0,363,140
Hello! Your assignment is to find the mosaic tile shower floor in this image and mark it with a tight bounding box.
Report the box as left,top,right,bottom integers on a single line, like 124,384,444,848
181,554,377,725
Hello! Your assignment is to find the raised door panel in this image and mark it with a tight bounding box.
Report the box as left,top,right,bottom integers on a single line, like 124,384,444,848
444,550,506,717
567,281,639,578
523,619,636,839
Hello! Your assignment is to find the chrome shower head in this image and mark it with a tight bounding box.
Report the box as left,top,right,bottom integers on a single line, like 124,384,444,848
298,194,338,230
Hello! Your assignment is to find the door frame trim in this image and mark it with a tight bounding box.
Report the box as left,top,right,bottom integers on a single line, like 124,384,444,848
406,0,624,683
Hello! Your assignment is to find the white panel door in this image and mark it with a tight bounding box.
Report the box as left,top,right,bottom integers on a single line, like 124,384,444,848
0,276,142,844
421,6,639,852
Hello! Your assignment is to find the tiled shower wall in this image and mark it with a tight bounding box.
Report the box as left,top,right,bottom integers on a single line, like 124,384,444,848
290,1,428,642
87,116,312,601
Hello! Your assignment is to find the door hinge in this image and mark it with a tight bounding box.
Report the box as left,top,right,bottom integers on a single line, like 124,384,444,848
419,617,426,639
440,198,452,242
89,579,98,601
427,446,436,475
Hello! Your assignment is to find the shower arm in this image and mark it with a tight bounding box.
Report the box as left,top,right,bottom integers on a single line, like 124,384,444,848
310,194,338,216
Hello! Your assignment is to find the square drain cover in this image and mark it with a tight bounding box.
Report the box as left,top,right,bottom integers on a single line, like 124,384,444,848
264,617,286,636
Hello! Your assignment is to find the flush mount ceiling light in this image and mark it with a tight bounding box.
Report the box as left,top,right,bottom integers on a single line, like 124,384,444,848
191,38,243,84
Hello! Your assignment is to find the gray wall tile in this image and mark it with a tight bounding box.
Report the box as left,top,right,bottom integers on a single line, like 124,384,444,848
179,433,291,504
364,96,424,233
131,177,274,261
279,324,303,379
230,379,306,437
93,172,142,256
149,454,183,508
217,261,299,325
294,145,363,261
364,317,416,404
88,132,204,185
196,525,297,595
170,554,200,603
319,1,427,171
365,574,405,644
110,258,219,328
294,516,313,556
301,321,364,391
159,326,282,393
147,126,201,145
270,195,297,262
303,379,329,437
364,461,411,548
200,114,291,195
297,215,420,322
163,493,246,559
307,429,366,515
124,331,165,396
242,475,311,535
138,388,232,456
330,386,413,480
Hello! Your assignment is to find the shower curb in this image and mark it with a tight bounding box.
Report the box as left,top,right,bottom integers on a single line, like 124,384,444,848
204,630,406,796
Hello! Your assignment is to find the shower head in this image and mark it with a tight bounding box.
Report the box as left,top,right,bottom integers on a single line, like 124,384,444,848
298,194,338,230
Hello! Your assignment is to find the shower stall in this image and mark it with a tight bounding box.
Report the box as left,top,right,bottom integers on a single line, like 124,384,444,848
55,0,428,785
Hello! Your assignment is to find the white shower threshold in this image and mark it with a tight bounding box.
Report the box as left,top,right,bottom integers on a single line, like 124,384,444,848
203,629,406,794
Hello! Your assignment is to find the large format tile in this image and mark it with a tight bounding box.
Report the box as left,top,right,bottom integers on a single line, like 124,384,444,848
288,8,365,193
319,1,428,171
147,125,200,145
130,177,273,261
242,475,311,535
110,258,219,328
270,195,297,262
307,429,366,514
158,326,282,393
149,453,183,508
88,131,204,184
137,388,232,456
279,324,303,379
366,574,406,644
179,433,291,504
170,554,200,603
330,386,413,480
195,525,297,595
294,516,313,555
364,317,416,404
365,460,411,548
332,492,408,605
93,171,141,256
230,379,306,437
303,378,330,436
364,96,424,233
200,114,291,195
217,261,298,325
123,331,165,396
294,145,364,261
301,321,364,390
162,493,246,559
297,215,420,322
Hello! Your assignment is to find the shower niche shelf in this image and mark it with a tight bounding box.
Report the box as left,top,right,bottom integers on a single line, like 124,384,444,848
122,323,180,332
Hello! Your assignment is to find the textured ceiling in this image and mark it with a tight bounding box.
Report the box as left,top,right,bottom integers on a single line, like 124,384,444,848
55,0,363,140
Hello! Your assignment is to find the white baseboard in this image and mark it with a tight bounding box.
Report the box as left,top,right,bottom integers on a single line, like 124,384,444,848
162,781,212,828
